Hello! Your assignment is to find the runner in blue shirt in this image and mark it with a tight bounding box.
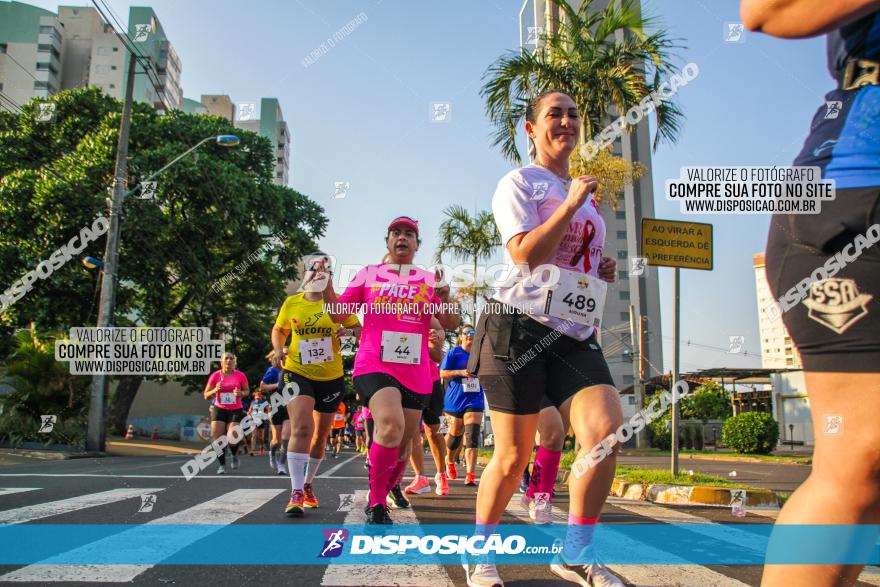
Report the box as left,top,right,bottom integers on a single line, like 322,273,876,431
441,324,485,487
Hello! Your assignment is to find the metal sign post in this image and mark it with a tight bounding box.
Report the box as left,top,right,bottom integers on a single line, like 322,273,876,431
641,218,713,477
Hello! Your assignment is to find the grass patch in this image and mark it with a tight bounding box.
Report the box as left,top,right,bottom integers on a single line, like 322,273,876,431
614,466,759,489
559,451,760,489
620,448,811,464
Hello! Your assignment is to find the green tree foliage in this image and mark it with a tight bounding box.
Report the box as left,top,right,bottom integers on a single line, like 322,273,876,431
681,381,733,421
0,327,90,448
646,381,732,449
0,88,326,434
481,0,684,165
434,205,501,320
722,412,780,454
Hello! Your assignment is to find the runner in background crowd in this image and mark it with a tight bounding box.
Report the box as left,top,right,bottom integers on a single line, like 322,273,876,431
352,406,366,452
330,400,347,459
519,401,566,523
247,391,271,456
270,252,361,517
259,350,289,474
203,352,249,475
441,323,485,488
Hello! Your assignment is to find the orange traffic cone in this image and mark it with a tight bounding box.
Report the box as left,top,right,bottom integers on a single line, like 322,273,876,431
151,426,159,440
125,424,135,440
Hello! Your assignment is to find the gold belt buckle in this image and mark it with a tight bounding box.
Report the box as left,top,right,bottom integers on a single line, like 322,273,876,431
842,58,880,90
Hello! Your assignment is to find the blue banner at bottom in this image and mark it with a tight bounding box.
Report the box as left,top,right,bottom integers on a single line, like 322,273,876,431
1,524,879,565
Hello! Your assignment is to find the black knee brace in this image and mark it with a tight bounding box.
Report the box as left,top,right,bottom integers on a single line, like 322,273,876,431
464,424,481,449
446,434,463,451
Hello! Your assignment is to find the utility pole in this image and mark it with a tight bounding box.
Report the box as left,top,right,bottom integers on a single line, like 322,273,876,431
86,50,137,453
629,305,645,448
671,268,681,477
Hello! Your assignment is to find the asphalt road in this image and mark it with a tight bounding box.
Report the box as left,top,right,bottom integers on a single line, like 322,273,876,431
0,447,873,587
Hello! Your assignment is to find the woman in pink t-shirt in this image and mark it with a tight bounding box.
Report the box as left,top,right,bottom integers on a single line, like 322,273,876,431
319,216,459,524
203,352,249,475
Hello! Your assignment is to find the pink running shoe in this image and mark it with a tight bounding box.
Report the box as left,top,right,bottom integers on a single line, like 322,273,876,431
435,472,449,496
404,475,432,495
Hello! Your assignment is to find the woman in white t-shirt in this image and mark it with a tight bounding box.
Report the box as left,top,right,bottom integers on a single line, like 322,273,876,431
464,91,623,587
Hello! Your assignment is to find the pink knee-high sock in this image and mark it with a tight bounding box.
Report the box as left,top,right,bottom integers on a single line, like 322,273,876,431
527,446,562,499
368,442,399,507
386,458,407,494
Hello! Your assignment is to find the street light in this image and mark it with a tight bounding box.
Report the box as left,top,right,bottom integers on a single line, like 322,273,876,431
82,257,104,270
87,132,240,452
127,134,241,198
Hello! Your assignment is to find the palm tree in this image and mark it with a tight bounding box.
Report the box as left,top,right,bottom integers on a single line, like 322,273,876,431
482,0,684,166
434,205,501,320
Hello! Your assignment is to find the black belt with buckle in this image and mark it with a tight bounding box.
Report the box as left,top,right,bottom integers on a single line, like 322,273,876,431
839,57,880,90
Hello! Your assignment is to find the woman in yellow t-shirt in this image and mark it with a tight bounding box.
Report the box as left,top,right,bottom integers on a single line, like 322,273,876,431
270,253,361,518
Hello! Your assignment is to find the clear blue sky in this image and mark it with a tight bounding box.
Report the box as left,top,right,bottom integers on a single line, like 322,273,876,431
29,0,830,373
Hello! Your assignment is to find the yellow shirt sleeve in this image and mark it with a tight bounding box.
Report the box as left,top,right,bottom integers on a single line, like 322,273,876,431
274,297,294,329
341,314,359,328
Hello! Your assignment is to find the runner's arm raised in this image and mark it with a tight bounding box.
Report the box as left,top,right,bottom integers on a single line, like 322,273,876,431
741,0,880,38
203,377,220,401
506,176,597,270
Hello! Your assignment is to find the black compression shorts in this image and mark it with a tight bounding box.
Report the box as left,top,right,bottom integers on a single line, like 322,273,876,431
765,187,880,372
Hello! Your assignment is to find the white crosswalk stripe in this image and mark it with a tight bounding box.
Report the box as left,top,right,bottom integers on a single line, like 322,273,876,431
0,488,283,583
0,488,164,525
320,489,455,586
606,498,766,554
505,494,751,586
0,487,40,498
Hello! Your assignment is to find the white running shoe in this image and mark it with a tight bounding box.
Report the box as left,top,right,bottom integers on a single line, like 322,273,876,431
528,492,553,524
549,560,624,587
216,465,225,475
230,453,240,470
277,461,289,475
462,563,504,587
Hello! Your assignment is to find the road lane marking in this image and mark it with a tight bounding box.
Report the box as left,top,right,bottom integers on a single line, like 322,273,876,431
0,474,287,479
0,488,40,498
316,453,363,478
0,488,283,583
0,488,165,525
319,489,454,586
605,498,766,554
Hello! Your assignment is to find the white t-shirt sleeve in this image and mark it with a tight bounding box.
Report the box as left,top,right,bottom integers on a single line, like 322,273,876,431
492,171,541,247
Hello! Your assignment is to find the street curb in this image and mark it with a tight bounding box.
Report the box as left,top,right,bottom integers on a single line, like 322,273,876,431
609,479,780,509
480,455,780,508
106,441,200,455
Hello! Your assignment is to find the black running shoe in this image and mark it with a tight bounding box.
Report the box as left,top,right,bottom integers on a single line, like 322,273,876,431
386,484,411,509
365,503,392,525
518,465,530,494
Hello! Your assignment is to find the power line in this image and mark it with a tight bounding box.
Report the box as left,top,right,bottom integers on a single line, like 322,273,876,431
2,51,39,82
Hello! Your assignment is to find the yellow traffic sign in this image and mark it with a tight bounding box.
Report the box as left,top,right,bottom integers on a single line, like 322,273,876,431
641,218,713,270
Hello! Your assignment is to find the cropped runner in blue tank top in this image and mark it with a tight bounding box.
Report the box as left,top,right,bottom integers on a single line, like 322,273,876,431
743,3,880,587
